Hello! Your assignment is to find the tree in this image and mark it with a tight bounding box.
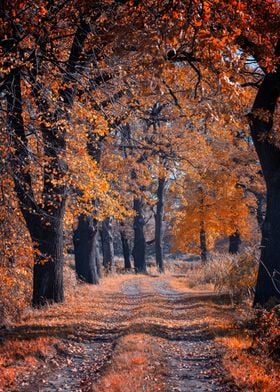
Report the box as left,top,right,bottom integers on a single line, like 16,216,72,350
12,16,90,305
1,0,279,309
172,170,252,260
72,93,124,282
132,197,147,273
137,0,279,304
1,1,117,305
249,43,280,306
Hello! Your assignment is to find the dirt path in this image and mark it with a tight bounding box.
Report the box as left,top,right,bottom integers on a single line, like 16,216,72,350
7,276,238,391
151,280,235,391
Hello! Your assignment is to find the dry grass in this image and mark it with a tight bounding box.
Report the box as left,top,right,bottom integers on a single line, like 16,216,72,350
198,294,280,390
93,333,166,392
219,335,280,391
167,268,214,292
0,336,60,390
166,249,258,302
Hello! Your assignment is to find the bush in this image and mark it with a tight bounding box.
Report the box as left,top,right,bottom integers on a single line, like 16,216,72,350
252,306,280,361
203,247,259,302
0,263,32,325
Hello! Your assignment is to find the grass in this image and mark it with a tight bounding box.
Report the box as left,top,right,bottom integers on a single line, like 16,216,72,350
219,335,280,391
93,333,166,392
0,336,60,390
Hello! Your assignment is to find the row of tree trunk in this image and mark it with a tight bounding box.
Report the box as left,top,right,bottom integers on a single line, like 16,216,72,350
73,174,167,282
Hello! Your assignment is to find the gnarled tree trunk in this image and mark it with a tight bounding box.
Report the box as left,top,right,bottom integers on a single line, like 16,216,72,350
30,210,66,306
250,55,280,307
73,215,100,284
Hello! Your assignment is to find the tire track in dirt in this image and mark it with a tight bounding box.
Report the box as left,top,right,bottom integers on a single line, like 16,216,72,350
17,277,144,392
151,279,238,392
87,277,237,391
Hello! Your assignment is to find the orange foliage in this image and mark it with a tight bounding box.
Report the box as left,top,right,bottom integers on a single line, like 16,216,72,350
94,334,165,392
172,170,253,254
0,337,59,390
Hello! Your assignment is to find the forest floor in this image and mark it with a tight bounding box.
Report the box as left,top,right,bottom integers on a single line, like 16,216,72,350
0,261,280,391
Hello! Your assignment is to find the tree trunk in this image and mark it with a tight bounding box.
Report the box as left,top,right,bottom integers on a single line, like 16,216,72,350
256,192,265,228
229,231,241,254
96,236,102,278
101,217,114,272
254,186,280,307
198,186,208,263
6,70,66,306
31,210,65,306
132,198,146,273
155,177,166,272
73,215,100,284
120,226,131,270
249,53,280,307
200,228,208,263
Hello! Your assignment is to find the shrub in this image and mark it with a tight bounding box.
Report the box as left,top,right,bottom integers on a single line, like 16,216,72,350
253,306,280,361
0,263,32,325
204,247,259,302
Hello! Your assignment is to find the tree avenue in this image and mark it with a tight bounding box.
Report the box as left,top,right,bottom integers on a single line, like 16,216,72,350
0,0,279,311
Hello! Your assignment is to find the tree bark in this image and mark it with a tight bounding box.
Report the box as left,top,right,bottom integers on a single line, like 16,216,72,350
101,217,114,272
31,210,65,306
120,225,131,270
96,236,102,278
155,177,166,272
200,228,208,263
256,192,265,228
198,186,208,263
229,231,241,254
132,198,146,273
249,51,280,306
73,215,100,284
